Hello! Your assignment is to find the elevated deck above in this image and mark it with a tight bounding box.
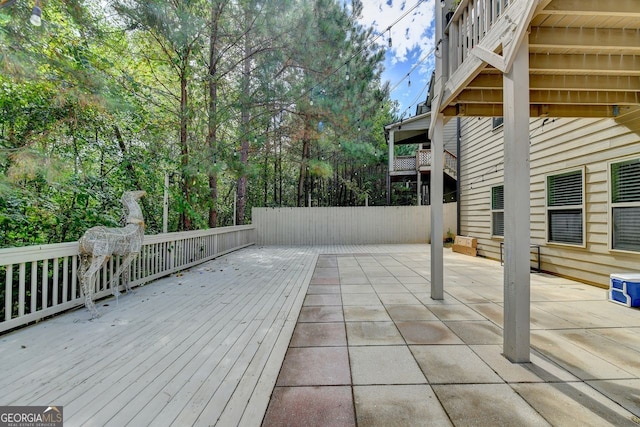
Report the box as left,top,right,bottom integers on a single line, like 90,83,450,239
437,0,640,119
390,149,457,180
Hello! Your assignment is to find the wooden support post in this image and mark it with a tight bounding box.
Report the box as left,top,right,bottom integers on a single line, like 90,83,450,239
431,0,446,301
417,170,422,206
387,129,395,206
431,115,444,300
503,37,531,363
388,130,395,173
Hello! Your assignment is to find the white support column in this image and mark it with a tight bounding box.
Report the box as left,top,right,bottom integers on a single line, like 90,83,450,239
430,0,446,301
430,115,444,300
417,170,422,206
387,130,395,206
503,36,531,363
388,130,395,173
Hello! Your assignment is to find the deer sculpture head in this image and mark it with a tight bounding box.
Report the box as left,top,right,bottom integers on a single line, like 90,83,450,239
121,190,146,226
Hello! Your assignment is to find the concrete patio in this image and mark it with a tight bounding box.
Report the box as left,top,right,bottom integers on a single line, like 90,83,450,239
1,244,639,426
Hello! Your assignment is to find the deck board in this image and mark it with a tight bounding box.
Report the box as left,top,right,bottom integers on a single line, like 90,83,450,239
76,247,313,426
197,255,316,426
23,288,240,410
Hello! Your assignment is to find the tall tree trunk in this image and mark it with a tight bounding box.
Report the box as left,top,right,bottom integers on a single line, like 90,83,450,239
262,124,271,206
113,125,158,231
297,121,310,207
59,193,77,243
298,140,309,207
207,2,225,228
236,6,252,225
179,66,192,231
277,130,282,206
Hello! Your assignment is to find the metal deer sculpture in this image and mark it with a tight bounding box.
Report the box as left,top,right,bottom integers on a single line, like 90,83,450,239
78,190,146,318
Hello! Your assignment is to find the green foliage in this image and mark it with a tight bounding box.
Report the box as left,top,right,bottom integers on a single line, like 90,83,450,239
0,0,397,246
308,159,333,179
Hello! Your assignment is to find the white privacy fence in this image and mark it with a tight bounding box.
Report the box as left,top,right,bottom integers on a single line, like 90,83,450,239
0,225,255,333
253,204,457,245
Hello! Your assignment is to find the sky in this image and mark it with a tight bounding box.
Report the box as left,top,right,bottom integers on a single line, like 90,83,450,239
355,0,436,119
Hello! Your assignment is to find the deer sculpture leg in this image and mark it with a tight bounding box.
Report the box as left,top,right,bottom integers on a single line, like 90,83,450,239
79,254,108,318
109,252,138,295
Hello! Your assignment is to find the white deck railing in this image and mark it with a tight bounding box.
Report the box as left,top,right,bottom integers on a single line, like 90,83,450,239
394,155,417,171
444,150,458,179
0,225,255,333
445,0,511,77
393,150,457,179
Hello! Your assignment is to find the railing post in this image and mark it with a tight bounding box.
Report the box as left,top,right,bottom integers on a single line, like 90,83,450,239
31,261,38,313
169,241,175,271
18,263,25,317
52,258,59,306
5,265,12,321
417,169,422,206
62,257,69,303
42,260,48,310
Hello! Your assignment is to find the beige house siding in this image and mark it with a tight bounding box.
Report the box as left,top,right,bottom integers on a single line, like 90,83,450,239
459,117,640,288
443,119,458,155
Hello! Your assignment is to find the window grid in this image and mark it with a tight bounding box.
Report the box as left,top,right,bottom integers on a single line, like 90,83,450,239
611,158,640,252
491,185,504,237
546,169,584,246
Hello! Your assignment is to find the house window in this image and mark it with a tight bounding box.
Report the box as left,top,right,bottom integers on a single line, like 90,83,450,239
610,157,640,252
492,117,504,130
491,185,504,237
546,168,584,246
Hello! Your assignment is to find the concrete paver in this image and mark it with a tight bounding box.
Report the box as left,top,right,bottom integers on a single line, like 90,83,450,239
345,321,404,346
410,345,503,384
432,383,552,427
276,346,351,386
263,250,640,426
262,386,355,427
349,346,427,385
353,385,452,427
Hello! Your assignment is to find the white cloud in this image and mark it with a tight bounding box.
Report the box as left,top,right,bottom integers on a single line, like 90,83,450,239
355,0,436,115
357,0,435,67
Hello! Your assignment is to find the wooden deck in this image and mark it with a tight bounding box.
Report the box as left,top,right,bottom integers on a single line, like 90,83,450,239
0,244,425,427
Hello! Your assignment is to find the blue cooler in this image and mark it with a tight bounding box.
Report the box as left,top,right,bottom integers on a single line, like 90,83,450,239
609,274,640,307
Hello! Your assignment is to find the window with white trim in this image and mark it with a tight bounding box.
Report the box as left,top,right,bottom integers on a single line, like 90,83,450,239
610,158,640,252
491,185,504,237
546,168,584,246
492,117,504,130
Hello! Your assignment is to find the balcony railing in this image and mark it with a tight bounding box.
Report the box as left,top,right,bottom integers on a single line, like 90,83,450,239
393,150,458,179
418,150,432,168
445,0,512,78
0,225,255,333
394,156,417,171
